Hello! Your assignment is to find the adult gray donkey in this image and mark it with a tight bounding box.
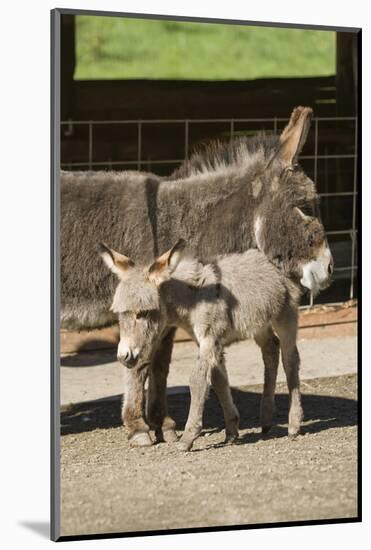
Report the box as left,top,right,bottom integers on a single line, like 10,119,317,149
61,106,333,445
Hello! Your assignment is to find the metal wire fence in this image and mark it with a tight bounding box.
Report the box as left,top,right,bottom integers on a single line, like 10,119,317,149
61,116,358,307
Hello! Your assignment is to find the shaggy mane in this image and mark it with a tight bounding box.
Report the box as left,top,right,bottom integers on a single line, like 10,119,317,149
170,133,280,180
171,255,221,288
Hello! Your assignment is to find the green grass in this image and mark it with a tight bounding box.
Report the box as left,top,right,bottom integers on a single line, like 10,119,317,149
75,16,336,80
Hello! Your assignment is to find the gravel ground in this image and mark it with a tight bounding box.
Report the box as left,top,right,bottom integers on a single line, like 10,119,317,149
60,374,358,537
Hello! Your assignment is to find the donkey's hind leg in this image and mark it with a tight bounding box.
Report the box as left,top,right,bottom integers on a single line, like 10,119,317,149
254,326,280,434
210,356,240,444
273,307,303,438
147,328,178,443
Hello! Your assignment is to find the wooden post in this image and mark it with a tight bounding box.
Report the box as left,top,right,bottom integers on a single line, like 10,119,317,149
61,14,76,121
336,32,358,116
334,31,358,203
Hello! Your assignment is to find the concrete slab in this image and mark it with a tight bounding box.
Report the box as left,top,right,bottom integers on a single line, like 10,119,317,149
61,335,357,406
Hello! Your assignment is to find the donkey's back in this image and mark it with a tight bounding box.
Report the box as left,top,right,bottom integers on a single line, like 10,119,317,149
61,170,161,329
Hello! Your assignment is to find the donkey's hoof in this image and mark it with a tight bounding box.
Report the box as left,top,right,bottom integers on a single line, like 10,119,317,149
224,433,238,445
176,440,192,452
261,425,272,435
129,432,153,448
288,429,301,440
163,429,179,443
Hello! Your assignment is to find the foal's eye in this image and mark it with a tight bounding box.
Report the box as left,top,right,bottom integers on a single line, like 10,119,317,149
136,311,155,321
308,235,314,247
136,311,150,320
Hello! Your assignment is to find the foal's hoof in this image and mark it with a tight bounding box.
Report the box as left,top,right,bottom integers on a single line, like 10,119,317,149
129,432,153,448
261,425,272,435
163,429,179,443
176,440,192,452
288,428,301,440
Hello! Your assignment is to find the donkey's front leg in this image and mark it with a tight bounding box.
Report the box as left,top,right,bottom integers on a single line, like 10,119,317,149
147,329,178,443
177,338,216,452
254,326,280,434
274,308,303,437
122,364,153,447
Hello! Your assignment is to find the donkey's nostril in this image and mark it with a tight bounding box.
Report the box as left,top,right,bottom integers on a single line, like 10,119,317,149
118,350,132,364
125,355,139,368
118,349,140,368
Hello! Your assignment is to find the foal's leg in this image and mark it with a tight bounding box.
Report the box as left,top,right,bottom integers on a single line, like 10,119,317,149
210,357,240,444
122,364,152,447
273,307,303,437
146,329,178,443
254,326,280,433
177,337,219,452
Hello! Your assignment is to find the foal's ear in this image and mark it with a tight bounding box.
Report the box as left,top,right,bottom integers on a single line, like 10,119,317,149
275,106,313,167
148,239,187,284
99,243,135,278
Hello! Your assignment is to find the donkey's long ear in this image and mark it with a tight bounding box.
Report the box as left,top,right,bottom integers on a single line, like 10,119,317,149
148,239,187,284
99,243,135,278
275,106,313,167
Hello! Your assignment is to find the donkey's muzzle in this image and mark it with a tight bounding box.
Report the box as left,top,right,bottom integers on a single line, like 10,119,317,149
300,245,334,295
117,351,139,369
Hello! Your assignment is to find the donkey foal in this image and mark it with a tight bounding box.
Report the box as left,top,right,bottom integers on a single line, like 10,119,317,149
100,240,303,451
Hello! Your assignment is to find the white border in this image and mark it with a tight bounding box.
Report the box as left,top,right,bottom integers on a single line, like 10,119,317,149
1,0,368,547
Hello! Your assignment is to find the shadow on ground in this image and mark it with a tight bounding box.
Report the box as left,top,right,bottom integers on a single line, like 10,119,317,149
61,347,117,367
61,384,357,439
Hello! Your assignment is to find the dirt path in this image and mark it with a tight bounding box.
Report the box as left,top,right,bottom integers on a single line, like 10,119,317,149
61,336,357,405
60,374,358,537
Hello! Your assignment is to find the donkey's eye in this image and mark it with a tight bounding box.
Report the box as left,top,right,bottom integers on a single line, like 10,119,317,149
300,205,313,217
308,235,314,247
136,311,150,320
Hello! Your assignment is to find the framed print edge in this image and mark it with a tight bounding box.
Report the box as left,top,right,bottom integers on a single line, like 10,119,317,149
51,7,61,543
51,9,361,540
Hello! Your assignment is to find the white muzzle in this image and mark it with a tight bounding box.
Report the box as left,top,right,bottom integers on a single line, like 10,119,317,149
300,245,333,295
